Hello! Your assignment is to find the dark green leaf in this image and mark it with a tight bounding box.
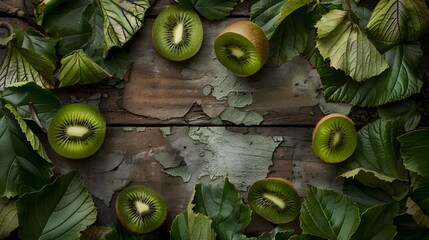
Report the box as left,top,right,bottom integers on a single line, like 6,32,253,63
343,180,394,213
316,9,388,82
394,214,429,240
1,81,62,130
13,28,58,66
269,7,310,65
377,99,421,131
105,224,160,240
340,118,408,182
58,50,112,87
0,44,56,91
300,185,360,240
351,203,399,240
170,210,216,240
398,129,429,177
176,0,238,21
41,0,94,56
256,226,294,240
17,171,97,240
366,0,429,45
96,0,150,57
318,42,423,107
409,176,429,226
0,198,19,239
100,47,132,79
276,0,315,28
250,0,285,38
192,178,252,240
80,226,115,240
0,103,53,198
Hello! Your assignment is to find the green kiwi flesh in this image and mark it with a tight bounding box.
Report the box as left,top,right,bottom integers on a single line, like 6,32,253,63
115,185,167,234
152,5,203,61
247,178,301,224
312,113,357,163
214,21,269,77
47,103,106,159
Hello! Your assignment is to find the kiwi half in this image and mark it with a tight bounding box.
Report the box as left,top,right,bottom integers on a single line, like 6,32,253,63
47,103,106,159
214,20,269,77
152,5,203,61
312,113,358,163
247,177,301,224
115,185,167,234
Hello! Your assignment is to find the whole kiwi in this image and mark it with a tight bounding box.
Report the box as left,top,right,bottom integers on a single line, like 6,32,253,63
47,102,106,159
312,113,358,163
115,185,167,234
247,177,301,224
152,5,203,61
214,20,269,77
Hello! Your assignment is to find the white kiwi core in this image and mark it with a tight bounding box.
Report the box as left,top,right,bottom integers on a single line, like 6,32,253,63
263,193,286,209
229,46,246,59
330,131,342,149
134,200,150,214
173,23,184,44
66,126,89,138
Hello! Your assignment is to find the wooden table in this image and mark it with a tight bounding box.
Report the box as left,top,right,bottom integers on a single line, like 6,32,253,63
2,0,351,237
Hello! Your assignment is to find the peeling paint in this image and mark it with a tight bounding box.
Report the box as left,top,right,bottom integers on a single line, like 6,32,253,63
228,91,253,108
219,107,263,126
160,127,172,137
156,127,281,191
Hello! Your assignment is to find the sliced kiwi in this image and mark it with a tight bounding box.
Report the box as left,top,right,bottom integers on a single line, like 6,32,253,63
47,103,106,159
152,5,203,61
214,20,269,77
115,185,167,234
312,113,358,163
247,177,301,224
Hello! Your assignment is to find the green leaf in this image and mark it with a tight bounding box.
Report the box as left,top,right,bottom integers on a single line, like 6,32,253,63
105,224,160,240
351,203,399,240
407,197,429,228
250,0,285,39
191,178,252,240
176,0,238,21
255,226,294,240
0,44,56,91
96,0,150,57
366,0,429,45
100,47,132,80
343,180,394,213
80,226,115,240
269,7,310,65
316,9,388,82
340,118,408,181
58,50,112,87
1,81,62,130
318,42,423,107
394,214,429,240
0,103,53,198
41,0,94,56
0,198,19,239
409,176,429,226
170,210,216,240
17,171,97,240
276,0,315,28
398,129,429,177
377,99,421,132
300,185,360,240
32,0,70,25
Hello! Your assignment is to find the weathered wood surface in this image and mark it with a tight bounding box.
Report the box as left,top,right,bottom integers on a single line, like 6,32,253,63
1,0,348,237
40,126,342,235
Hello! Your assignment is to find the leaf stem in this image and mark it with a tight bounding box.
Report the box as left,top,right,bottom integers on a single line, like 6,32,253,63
346,0,352,22
29,102,47,132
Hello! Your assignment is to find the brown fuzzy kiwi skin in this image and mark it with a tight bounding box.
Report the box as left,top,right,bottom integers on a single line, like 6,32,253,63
312,113,357,163
247,177,301,224
216,21,269,70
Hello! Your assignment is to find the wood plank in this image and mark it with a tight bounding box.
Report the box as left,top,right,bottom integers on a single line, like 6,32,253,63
40,126,342,236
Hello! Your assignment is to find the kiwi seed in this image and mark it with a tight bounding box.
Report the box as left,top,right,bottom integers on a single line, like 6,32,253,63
152,5,203,61
214,20,269,77
247,177,301,224
115,185,167,234
47,103,106,159
312,113,358,163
